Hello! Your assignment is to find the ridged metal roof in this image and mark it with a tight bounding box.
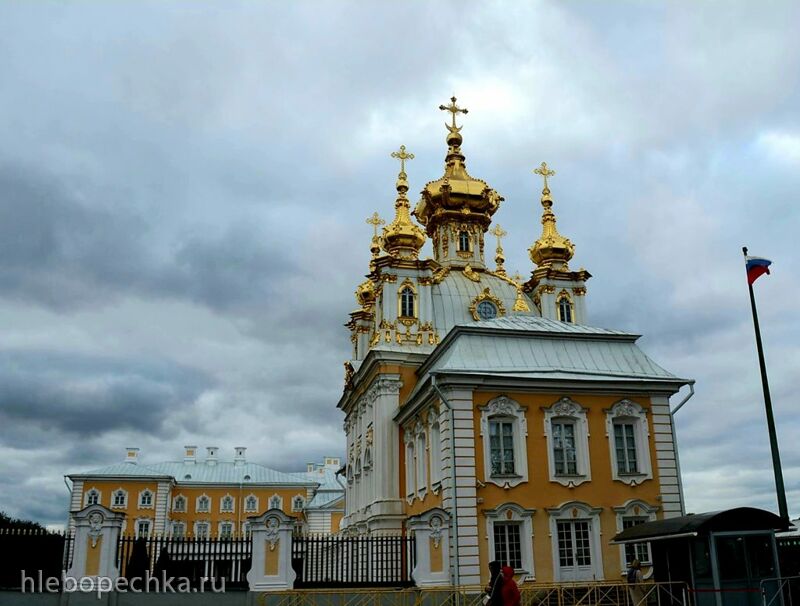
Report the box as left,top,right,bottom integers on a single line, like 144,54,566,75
426,316,679,381
71,461,316,486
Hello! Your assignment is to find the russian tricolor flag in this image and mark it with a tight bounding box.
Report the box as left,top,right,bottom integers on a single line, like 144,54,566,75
746,256,772,285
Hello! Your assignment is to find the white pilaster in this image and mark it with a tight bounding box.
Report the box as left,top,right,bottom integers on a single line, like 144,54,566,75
247,509,297,591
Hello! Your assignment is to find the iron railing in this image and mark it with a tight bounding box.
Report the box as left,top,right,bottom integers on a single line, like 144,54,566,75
0,528,73,590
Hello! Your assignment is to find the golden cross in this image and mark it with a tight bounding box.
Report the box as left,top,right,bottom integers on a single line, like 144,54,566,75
512,272,524,284
390,145,414,174
534,161,556,191
439,96,468,129
490,224,507,248
366,212,385,237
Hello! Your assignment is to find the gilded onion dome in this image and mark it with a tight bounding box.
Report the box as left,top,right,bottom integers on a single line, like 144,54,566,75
528,162,575,268
413,97,504,235
382,145,426,259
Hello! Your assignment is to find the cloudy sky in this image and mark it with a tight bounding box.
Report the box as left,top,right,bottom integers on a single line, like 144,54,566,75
1,1,798,527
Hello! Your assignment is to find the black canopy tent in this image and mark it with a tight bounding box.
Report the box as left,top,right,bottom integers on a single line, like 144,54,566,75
612,508,791,606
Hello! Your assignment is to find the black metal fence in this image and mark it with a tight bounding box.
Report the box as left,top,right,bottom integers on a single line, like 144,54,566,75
116,533,252,589
291,533,415,588
0,528,73,590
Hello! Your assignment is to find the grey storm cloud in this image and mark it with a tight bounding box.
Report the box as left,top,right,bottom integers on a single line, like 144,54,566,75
0,0,799,526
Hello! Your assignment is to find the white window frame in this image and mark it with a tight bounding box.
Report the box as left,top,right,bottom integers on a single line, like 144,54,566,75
416,424,428,497
196,494,211,513
138,489,154,509
606,400,652,485
171,521,186,538
292,495,306,512
479,396,529,488
111,488,128,509
404,433,416,501
484,503,536,578
244,494,259,513
173,494,187,512
613,500,658,572
218,521,234,538
268,494,283,510
194,521,210,539
134,518,152,539
546,501,604,581
429,413,442,490
84,488,101,507
220,494,235,513
543,397,591,487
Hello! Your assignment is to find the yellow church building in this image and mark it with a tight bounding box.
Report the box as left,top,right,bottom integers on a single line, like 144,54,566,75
66,447,344,537
338,97,691,584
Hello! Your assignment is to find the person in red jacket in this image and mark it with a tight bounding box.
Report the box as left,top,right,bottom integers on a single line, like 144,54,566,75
501,565,520,606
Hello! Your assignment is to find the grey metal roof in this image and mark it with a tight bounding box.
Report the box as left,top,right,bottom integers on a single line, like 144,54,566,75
431,270,534,335
301,468,343,491
306,491,345,510
423,315,681,382
71,461,316,486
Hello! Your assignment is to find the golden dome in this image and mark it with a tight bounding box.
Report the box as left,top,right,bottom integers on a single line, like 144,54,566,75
413,97,503,235
528,162,575,268
382,146,426,258
355,278,376,309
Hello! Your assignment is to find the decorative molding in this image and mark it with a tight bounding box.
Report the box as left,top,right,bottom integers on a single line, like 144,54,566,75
479,396,529,488
543,397,591,487
88,512,103,547
468,287,506,321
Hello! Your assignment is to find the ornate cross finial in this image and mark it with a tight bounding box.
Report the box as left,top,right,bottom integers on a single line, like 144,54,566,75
366,212,385,237
512,272,524,284
490,224,507,248
439,96,468,129
390,145,414,175
534,161,556,192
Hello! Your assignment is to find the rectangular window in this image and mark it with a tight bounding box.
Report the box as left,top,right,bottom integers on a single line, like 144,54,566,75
493,522,522,570
552,422,578,475
622,517,651,565
136,520,150,538
195,523,209,539
219,522,233,538
172,522,185,538
614,423,638,474
557,520,592,568
489,419,515,475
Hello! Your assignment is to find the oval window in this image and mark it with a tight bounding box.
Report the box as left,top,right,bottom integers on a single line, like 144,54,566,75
476,300,498,320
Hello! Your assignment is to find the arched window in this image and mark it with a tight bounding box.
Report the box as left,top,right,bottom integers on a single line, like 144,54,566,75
196,495,210,513
458,231,470,252
173,495,187,512
139,490,153,508
557,294,573,323
112,489,127,508
292,496,305,512
220,495,234,512
269,495,283,510
245,495,258,512
85,489,100,506
404,439,416,499
400,287,415,318
477,300,498,320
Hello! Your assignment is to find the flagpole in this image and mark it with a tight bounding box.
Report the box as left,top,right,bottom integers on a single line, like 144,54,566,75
743,246,789,521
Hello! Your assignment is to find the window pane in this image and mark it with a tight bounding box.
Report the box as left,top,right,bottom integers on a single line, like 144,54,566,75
574,521,592,566
557,521,574,567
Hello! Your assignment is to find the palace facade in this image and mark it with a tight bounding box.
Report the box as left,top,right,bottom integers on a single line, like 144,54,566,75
66,447,344,537
339,98,690,584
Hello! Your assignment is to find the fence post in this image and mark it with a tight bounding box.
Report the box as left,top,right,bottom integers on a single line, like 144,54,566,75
246,508,297,591
407,507,451,587
66,504,126,587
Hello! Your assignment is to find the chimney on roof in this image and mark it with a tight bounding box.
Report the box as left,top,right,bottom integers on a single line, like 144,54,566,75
234,447,246,466
125,447,140,464
325,457,341,470
206,446,219,466
184,445,197,464
307,463,315,473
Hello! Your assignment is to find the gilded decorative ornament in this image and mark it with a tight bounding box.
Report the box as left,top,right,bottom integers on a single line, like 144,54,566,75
431,266,450,284
382,145,426,259
463,264,481,282
572,286,587,296
529,161,575,269
512,288,531,312
469,288,506,321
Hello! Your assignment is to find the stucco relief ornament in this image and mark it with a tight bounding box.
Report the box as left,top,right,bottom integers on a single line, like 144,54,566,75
613,399,637,418
265,516,280,550
88,512,103,547
552,397,580,417
429,516,443,548
487,396,517,416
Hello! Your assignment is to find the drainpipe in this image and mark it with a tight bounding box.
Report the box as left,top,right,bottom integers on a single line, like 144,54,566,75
431,373,461,589
670,381,695,516
64,476,73,532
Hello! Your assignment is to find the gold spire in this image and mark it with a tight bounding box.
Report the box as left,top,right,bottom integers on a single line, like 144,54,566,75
414,97,504,239
528,161,575,268
490,224,507,276
366,212,385,260
382,145,426,258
